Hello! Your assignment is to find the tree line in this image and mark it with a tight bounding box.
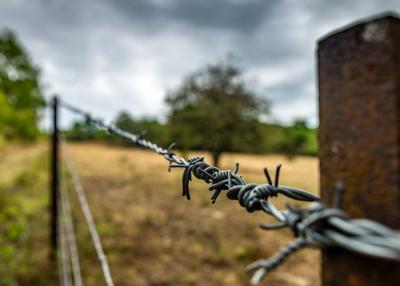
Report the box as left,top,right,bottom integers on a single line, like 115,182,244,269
0,30,317,166
65,60,317,165
66,113,316,163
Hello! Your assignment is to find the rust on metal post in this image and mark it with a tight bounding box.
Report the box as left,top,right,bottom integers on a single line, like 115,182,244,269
318,13,400,286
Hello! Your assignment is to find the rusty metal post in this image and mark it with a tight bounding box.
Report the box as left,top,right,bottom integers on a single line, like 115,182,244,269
50,95,59,265
318,13,400,286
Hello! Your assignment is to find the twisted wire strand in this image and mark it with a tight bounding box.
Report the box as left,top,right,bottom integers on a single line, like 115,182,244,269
246,238,307,285
58,193,72,286
61,100,315,204
246,203,400,282
59,99,400,284
62,138,115,286
61,100,187,166
60,168,83,286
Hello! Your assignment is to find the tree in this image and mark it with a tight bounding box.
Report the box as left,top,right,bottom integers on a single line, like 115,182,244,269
0,30,44,141
279,119,310,160
166,60,269,166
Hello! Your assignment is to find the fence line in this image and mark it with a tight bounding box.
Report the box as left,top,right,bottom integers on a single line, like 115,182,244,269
58,193,72,286
62,138,115,286
58,99,400,284
60,168,83,286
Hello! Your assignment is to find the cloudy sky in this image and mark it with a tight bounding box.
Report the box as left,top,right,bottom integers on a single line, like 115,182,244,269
0,0,399,127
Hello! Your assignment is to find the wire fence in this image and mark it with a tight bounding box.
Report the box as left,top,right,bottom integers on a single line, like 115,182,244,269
62,138,115,286
59,167,83,286
58,190,72,286
56,99,400,285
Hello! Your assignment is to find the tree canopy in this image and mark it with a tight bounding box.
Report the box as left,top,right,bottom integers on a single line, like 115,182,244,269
166,60,269,166
0,30,44,141
63,60,317,159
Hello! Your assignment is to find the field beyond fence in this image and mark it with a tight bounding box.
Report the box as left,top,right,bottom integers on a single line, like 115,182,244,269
0,141,319,286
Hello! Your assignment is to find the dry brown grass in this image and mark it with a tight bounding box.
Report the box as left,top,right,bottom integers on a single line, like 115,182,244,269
65,142,320,286
1,142,320,286
0,143,46,184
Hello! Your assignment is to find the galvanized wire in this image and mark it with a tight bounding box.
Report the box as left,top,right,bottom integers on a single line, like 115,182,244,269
247,201,400,284
62,139,115,286
60,100,400,284
60,168,83,286
58,193,72,286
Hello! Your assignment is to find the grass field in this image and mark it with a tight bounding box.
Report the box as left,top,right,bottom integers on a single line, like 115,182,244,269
0,142,320,286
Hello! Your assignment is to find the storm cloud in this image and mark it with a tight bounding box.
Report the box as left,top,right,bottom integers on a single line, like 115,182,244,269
0,0,399,126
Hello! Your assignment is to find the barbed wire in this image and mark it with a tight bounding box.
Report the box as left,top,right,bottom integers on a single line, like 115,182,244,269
62,138,115,286
60,99,400,284
60,101,187,166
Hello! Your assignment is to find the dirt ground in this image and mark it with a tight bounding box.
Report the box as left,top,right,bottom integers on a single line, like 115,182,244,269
0,142,320,286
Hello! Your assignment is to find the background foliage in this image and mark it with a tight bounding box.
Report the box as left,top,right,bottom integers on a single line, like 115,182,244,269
0,30,317,158
165,60,269,166
0,30,45,143
65,115,317,158
64,61,317,160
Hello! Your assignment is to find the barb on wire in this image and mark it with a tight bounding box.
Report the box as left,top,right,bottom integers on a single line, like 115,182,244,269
62,138,115,286
59,99,400,284
246,201,400,283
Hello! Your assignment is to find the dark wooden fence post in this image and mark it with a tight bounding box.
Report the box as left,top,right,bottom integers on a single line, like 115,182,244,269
50,95,59,264
318,13,400,286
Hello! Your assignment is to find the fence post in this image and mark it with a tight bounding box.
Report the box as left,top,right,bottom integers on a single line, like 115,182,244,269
318,13,400,285
50,95,59,265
